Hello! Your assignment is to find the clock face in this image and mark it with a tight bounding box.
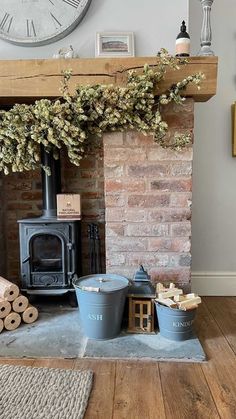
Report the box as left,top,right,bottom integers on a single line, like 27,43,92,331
0,0,92,46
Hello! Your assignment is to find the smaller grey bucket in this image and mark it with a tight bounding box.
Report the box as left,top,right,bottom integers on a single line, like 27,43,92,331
155,303,197,341
73,274,129,340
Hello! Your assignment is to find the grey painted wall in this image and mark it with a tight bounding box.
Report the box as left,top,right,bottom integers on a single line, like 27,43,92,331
190,1,236,277
0,0,188,59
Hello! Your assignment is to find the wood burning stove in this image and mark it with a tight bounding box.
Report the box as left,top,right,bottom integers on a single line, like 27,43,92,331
18,146,81,295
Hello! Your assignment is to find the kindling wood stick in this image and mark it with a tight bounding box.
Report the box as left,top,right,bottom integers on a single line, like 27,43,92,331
158,288,183,299
0,277,19,302
4,312,21,331
155,298,177,308
12,295,29,313
177,296,202,310
0,298,11,319
156,283,166,293
174,293,198,302
180,304,199,311
22,305,38,324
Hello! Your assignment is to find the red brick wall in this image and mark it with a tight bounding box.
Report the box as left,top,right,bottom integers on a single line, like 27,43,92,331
104,99,194,292
3,170,42,283
0,99,193,291
61,144,105,275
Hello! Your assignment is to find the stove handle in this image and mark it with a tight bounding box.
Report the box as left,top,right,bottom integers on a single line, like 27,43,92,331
67,242,75,276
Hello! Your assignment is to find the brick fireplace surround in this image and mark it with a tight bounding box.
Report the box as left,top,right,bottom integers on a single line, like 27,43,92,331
0,57,217,292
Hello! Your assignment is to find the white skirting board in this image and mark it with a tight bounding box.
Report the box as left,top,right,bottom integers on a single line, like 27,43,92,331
191,272,236,296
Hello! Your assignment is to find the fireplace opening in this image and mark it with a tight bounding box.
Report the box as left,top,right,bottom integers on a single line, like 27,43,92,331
18,146,82,296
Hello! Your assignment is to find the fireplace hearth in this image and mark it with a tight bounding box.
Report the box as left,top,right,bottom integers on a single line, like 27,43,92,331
18,146,81,295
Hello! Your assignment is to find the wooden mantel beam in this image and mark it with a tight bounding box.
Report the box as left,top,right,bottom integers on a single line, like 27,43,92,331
0,56,218,106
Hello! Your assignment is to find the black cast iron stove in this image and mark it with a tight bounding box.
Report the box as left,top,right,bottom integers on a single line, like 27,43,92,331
18,146,81,296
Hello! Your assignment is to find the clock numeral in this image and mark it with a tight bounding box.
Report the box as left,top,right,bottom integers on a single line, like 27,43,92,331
48,0,55,4
27,19,36,37
62,0,81,8
0,13,13,33
50,13,62,28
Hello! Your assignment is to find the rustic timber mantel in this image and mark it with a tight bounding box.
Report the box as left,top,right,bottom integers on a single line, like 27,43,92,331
0,56,218,105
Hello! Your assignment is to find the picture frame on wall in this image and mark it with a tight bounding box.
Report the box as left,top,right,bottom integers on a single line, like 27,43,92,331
95,32,135,57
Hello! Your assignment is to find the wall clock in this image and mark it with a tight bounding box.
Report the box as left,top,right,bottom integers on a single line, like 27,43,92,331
0,0,92,46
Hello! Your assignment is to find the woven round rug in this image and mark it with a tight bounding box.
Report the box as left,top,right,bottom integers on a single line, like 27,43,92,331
0,364,93,419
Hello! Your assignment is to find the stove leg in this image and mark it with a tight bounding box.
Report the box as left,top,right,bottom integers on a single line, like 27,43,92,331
68,291,78,307
28,294,37,305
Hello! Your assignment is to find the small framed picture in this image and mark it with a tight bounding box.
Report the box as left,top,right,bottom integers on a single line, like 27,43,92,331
96,32,135,57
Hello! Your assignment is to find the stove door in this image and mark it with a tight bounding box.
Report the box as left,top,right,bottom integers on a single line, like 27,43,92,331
19,221,80,291
31,234,63,273
29,233,66,288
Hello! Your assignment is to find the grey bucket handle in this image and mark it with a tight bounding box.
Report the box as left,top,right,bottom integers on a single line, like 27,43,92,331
81,286,100,292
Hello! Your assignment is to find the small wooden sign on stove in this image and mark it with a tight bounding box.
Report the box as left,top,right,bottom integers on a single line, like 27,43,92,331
57,194,81,220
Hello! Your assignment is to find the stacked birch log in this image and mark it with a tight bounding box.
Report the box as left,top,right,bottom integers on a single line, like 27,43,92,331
0,276,38,333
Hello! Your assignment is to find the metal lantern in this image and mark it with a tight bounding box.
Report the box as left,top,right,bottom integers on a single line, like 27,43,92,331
127,265,156,334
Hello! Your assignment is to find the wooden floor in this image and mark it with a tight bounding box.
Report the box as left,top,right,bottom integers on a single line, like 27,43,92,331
0,297,236,419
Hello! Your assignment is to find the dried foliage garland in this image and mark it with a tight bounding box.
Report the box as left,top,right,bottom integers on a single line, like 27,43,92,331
0,49,204,175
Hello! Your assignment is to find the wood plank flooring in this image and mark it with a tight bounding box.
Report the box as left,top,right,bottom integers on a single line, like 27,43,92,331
0,297,235,419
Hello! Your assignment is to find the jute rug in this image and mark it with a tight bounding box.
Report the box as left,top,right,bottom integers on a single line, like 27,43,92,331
0,364,93,419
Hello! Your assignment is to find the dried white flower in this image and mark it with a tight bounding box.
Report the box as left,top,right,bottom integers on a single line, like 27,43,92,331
0,49,204,174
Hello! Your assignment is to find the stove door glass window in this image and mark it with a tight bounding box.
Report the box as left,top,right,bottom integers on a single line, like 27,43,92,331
31,234,63,272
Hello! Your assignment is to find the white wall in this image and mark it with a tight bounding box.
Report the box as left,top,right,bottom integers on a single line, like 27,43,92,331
0,0,188,59
190,0,236,295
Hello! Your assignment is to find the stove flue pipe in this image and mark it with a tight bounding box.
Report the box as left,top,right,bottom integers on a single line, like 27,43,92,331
40,145,61,218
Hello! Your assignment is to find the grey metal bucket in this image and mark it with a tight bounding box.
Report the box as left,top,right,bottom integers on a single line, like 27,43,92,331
73,274,129,340
155,303,197,341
